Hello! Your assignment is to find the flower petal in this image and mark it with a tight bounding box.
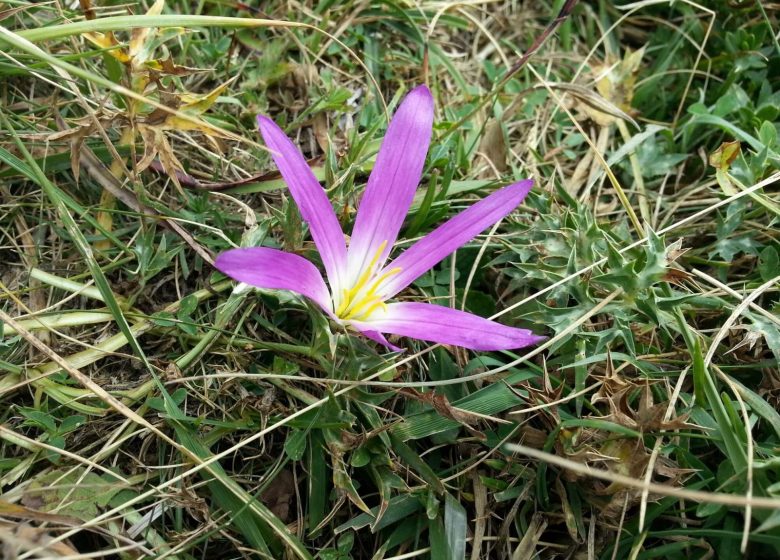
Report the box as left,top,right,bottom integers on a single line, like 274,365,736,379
349,323,403,352
378,179,533,298
347,85,434,282
257,115,348,290
215,247,332,312
363,302,545,351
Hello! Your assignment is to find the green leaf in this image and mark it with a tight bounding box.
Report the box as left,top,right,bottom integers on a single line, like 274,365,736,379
429,515,448,560
758,246,779,282
389,434,445,494
758,120,777,148
392,369,535,441
560,418,641,438
307,430,328,534
21,469,124,521
334,494,422,534
405,170,439,237
444,494,467,560
692,339,747,473
178,294,199,316
59,415,86,434
756,508,780,533
350,447,371,468
18,409,57,433
151,311,177,327
284,429,307,461
730,378,780,440
747,313,780,361
148,388,187,412
632,134,686,178
176,317,198,335
0,144,35,180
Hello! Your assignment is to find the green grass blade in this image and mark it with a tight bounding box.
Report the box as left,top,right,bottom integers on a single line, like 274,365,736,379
692,339,747,473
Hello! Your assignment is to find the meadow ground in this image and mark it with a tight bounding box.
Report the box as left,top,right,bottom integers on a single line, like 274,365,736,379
1,0,779,558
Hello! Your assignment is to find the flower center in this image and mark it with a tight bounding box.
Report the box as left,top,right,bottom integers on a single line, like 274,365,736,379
335,241,401,322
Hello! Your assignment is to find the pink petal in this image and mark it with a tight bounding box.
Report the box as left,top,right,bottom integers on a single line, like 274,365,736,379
349,323,403,352
215,247,332,312
257,115,348,290
378,179,534,299
347,85,434,283
363,302,545,351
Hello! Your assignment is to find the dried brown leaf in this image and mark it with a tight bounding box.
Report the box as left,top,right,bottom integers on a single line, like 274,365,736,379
709,141,741,171
400,388,482,427
261,470,295,522
0,523,80,558
312,112,330,153
83,32,131,63
511,512,547,560
557,82,638,128
0,5,33,22
580,47,645,126
590,353,632,406
478,119,508,176
78,0,95,19
152,56,206,76
129,0,166,61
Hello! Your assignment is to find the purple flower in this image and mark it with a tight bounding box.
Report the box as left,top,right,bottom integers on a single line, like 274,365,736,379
215,85,545,352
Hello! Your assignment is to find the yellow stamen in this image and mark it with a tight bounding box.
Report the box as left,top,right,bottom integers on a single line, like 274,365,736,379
341,268,400,321
335,288,351,317
335,242,402,321
365,267,402,297
345,300,387,321
344,295,375,320
337,241,387,307
367,240,388,271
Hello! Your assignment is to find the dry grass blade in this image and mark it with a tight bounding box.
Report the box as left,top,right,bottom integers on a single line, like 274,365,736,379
505,443,780,510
